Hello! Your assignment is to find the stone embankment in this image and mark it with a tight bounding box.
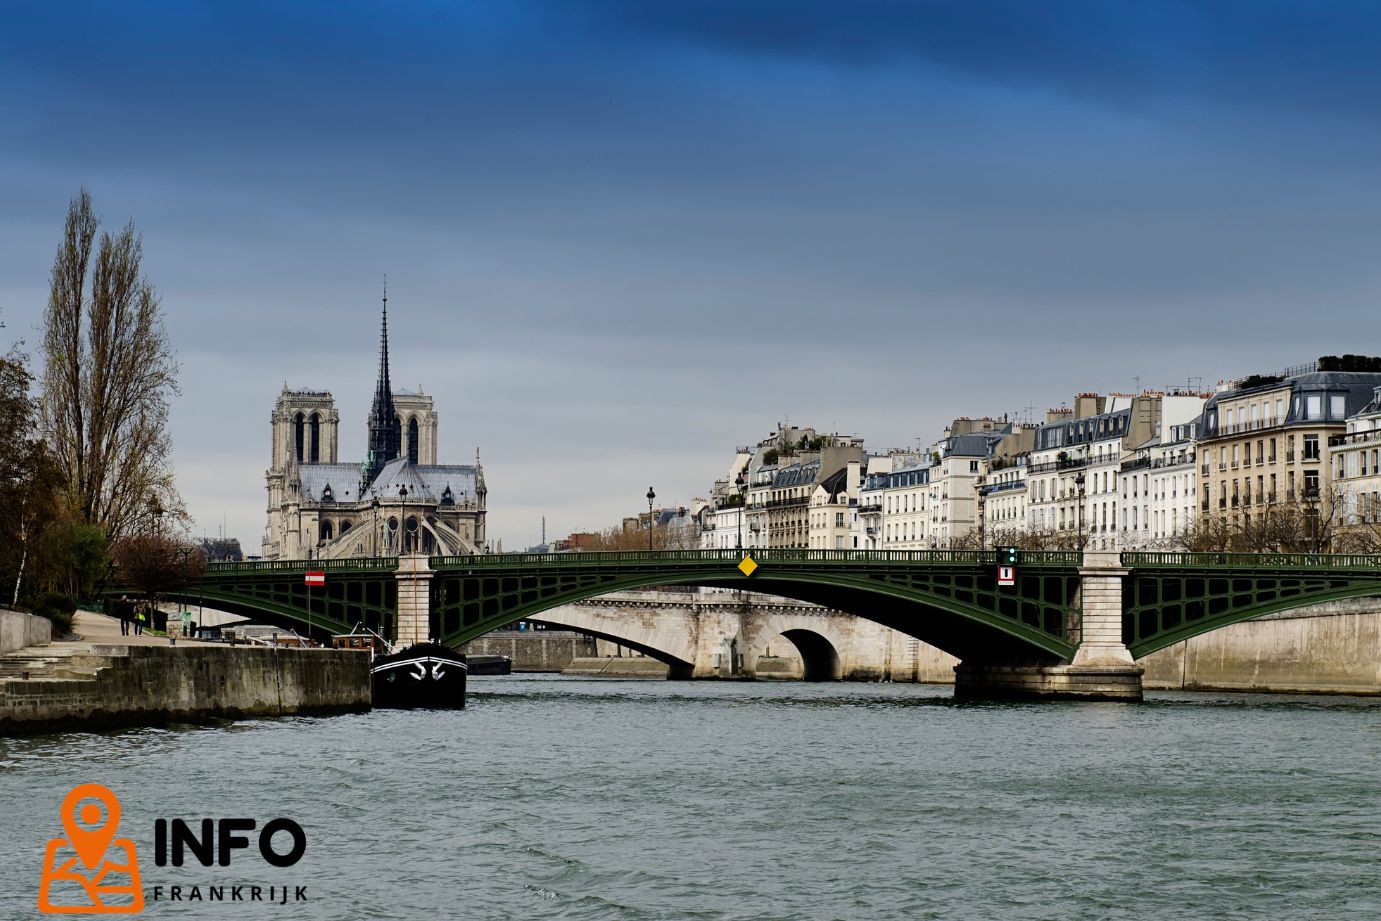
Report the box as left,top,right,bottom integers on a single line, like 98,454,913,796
461,631,596,671
0,611,370,735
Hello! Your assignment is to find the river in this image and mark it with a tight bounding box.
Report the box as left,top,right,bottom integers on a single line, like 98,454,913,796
3,676,1379,920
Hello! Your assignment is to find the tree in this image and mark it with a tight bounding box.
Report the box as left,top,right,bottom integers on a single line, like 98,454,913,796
111,535,204,607
41,189,181,540
0,348,63,606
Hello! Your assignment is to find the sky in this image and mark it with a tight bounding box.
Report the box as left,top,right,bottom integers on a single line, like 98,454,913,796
2,1,1381,552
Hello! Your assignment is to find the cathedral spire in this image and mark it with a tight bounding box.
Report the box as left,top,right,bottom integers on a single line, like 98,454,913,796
363,279,401,490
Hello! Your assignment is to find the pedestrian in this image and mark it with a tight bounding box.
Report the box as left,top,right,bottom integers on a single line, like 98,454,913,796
134,604,145,636
118,596,130,636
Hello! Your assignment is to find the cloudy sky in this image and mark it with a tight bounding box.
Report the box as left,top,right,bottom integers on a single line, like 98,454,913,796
2,1,1380,551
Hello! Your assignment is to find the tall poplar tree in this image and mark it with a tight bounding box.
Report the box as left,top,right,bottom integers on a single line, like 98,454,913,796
41,189,182,539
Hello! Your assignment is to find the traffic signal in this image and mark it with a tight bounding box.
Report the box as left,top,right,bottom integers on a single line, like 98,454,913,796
997,546,1018,565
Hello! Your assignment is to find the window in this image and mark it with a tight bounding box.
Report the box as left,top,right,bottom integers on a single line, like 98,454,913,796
1304,435,1320,461
835,512,844,528
1330,394,1346,419
1306,395,1322,419
1276,398,1283,419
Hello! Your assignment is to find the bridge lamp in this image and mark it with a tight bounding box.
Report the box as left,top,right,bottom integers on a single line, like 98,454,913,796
399,484,410,555
1074,472,1086,549
647,487,656,551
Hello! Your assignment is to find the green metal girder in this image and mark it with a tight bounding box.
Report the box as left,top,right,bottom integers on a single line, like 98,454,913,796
184,550,1080,659
1123,561,1381,658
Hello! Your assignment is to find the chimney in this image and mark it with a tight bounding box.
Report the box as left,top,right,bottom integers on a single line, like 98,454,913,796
1046,407,1074,424
1073,393,1104,419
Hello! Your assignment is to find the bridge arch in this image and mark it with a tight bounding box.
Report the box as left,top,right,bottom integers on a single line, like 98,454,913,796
521,614,695,679
778,629,841,681
430,556,1080,665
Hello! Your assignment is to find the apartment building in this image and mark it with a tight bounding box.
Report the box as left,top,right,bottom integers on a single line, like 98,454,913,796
1119,416,1200,548
1198,366,1381,530
883,463,931,548
1330,385,1381,529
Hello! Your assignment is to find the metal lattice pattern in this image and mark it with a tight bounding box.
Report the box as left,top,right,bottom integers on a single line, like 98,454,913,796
1123,561,1381,658
194,567,397,640
428,551,1081,658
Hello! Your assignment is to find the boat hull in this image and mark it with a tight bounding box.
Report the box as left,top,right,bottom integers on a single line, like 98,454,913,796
371,643,467,709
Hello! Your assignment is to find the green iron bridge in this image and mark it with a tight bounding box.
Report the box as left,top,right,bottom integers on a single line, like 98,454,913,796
158,549,1381,667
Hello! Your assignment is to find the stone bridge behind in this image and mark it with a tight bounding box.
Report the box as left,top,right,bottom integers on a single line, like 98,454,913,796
528,588,959,682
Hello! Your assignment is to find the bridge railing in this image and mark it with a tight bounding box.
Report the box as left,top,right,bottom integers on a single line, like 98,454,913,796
429,549,1083,567
1121,551,1381,571
202,549,1085,576
205,557,400,574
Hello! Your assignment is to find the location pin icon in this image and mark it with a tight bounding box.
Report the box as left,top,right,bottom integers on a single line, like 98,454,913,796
60,783,121,869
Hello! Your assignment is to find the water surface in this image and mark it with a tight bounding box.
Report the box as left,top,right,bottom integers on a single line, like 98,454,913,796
3,677,1379,920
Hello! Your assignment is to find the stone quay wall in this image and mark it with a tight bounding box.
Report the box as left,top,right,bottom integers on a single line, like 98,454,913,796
461,631,597,671
1,609,52,654
0,645,371,735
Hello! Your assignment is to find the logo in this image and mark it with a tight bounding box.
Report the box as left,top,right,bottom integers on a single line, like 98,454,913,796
38,783,144,914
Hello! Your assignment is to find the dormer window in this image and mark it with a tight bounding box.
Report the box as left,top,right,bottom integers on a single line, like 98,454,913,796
440,485,455,506
321,483,335,502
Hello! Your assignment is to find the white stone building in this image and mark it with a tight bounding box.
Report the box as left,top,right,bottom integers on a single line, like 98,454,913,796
1331,385,1381,530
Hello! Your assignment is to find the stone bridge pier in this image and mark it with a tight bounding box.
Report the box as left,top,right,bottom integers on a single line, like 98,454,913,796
953,551,1144,701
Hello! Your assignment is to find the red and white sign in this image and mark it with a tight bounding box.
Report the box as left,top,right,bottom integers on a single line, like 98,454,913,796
304,571,326,587
997,565,1016,587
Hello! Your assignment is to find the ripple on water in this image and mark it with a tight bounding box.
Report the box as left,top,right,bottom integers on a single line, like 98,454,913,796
2,678,1379,920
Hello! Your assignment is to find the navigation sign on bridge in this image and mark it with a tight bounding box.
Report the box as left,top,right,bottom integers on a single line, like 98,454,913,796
997,547,1018,586
304,571,325,587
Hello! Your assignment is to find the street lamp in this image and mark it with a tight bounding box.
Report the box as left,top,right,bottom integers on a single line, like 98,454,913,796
646,486,656,551
1074,471,1086,550
179,546,192,638
399,484,410,555
371,496,381,557
735,471,746,551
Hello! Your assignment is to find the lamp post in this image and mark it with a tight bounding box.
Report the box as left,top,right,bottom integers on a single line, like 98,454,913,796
735,471,746,551
179,546,192,637
1074,471,1086,549
646,486,656,551
371,496,381,557
399,485,410,555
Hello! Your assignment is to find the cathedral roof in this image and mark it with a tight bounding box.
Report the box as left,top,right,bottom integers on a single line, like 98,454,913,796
297,459,481,505
363,457,480,503
297,464,366,503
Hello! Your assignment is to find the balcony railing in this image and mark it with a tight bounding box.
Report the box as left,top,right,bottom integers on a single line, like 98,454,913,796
1330,428,1381,448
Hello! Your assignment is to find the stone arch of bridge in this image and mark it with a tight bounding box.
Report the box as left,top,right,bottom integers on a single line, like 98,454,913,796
434,567,1076,664
777,628,842,681
521,614,695,679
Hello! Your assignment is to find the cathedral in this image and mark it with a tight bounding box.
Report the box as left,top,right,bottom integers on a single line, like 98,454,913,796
261,298,487,560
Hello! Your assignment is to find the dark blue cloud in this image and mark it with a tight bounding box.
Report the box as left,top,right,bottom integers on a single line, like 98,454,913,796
545,0,1381,115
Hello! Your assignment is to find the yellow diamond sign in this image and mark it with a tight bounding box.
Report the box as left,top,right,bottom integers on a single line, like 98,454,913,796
737,555,758,577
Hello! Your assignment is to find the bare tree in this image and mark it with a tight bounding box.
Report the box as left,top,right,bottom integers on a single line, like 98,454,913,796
111,535,204,608
41,189,182,540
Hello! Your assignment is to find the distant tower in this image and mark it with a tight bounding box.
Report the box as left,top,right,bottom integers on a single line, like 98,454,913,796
362,284,402,489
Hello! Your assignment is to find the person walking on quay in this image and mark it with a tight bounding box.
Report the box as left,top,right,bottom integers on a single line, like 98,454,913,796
118,596,131,636
134,604,146,636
